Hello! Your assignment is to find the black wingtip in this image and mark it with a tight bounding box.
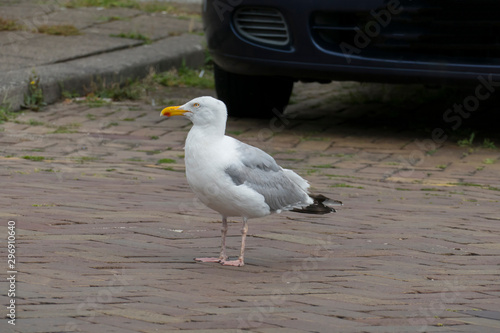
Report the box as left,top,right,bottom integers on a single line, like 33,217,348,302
292,194,342,215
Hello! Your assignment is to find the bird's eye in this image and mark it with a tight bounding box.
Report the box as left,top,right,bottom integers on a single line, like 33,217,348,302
193,103,200,107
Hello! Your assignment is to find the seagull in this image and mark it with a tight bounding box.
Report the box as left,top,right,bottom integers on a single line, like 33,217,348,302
161,96,341,267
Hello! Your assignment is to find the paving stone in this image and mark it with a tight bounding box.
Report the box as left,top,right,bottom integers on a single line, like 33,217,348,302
97,308,185,324
449,316,500,329
84,14,201,40
0,33,140,65
2,69,500,333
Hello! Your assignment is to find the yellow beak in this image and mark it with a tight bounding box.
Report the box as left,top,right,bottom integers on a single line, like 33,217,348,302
160,105,190,117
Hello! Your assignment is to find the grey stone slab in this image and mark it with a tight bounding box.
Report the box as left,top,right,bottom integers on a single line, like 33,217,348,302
84,13,201,40
75,6,143,19
0,33,141,65
0,3,53,21
0,54,36,71
0,33,204,110
0,30,39,47
36,11,105,30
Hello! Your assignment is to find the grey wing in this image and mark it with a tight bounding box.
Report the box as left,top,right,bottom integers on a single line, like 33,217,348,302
225,141,310,212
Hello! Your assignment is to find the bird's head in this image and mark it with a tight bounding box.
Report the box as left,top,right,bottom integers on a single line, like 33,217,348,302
160,96,227,127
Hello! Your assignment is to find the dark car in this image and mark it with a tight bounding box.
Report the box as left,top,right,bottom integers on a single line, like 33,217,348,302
202,0,500,117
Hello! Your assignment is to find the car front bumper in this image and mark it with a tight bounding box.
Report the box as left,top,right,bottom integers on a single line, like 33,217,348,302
203,0,500,84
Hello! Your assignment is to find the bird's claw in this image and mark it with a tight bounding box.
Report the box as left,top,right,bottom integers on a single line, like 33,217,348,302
194,257,223,263
220,259,244,267
194,257,244,267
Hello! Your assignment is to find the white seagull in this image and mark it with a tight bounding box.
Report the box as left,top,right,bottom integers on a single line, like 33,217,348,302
161,96,341,266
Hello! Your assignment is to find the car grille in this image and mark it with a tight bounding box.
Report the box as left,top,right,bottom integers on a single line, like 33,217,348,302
233,7,290,47
310,0,500,64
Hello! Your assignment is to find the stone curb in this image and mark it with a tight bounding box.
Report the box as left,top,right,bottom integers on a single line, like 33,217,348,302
0,34,205,111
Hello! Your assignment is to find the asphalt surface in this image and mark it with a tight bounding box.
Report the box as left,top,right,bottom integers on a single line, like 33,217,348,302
1,1,500,333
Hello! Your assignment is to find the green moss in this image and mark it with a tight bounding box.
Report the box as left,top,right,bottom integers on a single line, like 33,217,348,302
330,183,364,189
52,123,81,133
482,138,497,149
38,24,81,36
110,32,151,44
0,17,20,31
72,156,100,163
312,164,334,169
0,104,15,124
157,158,175,164
154,62,214,89
457,132,475,147
22,155,45,161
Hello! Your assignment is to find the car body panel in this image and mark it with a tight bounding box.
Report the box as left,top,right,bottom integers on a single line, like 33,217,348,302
203,0,500,84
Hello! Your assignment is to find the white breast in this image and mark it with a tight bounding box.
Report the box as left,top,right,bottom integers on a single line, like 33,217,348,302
184,133,270,218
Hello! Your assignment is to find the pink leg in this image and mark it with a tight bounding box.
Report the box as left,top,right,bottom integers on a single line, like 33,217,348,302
222,217,248,267
195,216,228,263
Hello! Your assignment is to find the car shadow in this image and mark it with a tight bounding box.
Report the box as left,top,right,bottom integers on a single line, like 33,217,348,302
285,82,500,143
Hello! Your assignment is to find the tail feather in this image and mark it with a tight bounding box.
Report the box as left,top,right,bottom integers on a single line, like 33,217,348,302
292,194,342,215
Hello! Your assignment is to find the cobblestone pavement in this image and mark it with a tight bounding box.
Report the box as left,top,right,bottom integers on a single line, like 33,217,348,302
1,82,500,332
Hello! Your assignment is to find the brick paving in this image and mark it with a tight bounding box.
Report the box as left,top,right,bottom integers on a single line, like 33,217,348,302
1,82,500,332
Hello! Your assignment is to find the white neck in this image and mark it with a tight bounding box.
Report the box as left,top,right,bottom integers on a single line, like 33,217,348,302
192,119,226,138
